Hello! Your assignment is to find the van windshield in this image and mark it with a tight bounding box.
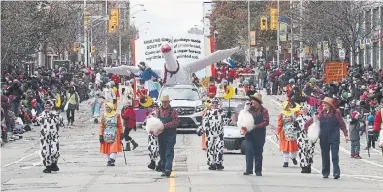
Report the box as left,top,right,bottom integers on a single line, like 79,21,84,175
160,88,200,100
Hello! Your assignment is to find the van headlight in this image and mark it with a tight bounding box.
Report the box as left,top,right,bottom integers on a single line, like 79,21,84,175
195,105,204,112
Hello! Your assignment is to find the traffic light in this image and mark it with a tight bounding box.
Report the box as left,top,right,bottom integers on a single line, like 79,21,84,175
73,42,79,52
110,8,119,26
260,16,268,30
84,11,90,30
91,46,96,53
270,8,278,30
109,20,117,33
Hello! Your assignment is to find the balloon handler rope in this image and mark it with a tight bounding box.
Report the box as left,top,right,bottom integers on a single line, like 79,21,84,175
162,61,180,84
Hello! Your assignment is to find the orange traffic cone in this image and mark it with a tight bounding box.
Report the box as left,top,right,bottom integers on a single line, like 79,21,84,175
202,133,207,150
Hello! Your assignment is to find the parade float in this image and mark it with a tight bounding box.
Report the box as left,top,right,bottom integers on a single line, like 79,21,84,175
104,34,239,126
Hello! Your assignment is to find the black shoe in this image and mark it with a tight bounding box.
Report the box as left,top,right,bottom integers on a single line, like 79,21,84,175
131,140,138,150
110,159,115,166
307,165,312,173
292,158,298,165
94,118,98,124
208,165,216,170
323,175,329,178
283,162,288,167
255,172,262,176
216,164,224,170
43,166,52,173
51,163,59,171
301,167,310,173
124,142,131,151
161,170,171,177
148,160,156,170
71,121,73,126
155,164,161,172
243,171,253,175
334,175,340,179
107,160,112,166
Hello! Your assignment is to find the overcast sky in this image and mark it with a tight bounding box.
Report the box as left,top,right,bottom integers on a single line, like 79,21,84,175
129,0,209,36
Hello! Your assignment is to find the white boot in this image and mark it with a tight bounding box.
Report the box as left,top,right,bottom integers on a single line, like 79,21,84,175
7,132,15,141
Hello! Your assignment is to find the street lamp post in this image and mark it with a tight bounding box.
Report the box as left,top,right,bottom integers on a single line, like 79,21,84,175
277,0,280,67
247,0,251,63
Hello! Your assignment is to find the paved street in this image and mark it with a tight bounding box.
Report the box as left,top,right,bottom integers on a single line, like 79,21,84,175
1,94,383,192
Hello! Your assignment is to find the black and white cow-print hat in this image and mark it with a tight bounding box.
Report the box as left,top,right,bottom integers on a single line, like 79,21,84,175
44,100,54,108
212,97,221,104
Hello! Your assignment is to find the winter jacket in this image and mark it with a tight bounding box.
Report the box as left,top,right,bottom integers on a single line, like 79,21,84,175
1,95,11,124
373,109,383,132
121,106,136,129
349,119,362,141
8,84,23,102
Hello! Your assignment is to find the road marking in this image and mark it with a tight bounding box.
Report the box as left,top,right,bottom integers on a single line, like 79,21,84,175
338,145,383,168
169,161,175,192
265,135,321,174
2,151,39,168
20,161,42,170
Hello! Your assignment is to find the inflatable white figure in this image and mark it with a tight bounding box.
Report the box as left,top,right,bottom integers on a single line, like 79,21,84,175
104,44,240,85
237,101,254,134
307,115,320,143
146,117,164,136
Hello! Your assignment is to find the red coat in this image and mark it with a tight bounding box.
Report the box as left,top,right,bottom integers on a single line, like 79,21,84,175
373,109,382,132
229,69,236,77
208,85,217,98
121,106,136,129
111,74,121,85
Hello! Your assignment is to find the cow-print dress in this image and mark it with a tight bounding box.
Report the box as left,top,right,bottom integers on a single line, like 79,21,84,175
295,114,315,168
38,111,60,167
197,108,226,166
144,110,160,163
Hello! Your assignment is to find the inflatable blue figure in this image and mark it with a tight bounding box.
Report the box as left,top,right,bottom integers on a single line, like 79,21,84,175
137,62,160,81
136,62,160,99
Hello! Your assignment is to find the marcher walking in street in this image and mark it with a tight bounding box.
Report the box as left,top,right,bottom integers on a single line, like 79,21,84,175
243,93,269,176
157,95,179,177
197,97,226,170
121,100,138,151
66,87,79,126
145,102,161,171
276,101,300,167
38,100,60,173
304,97,349,179
99,103,123,166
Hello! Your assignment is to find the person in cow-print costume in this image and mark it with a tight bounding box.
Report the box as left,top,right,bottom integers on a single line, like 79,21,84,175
37,100,60,173
295,108,315,173
144,102,161,171
197,97,226,170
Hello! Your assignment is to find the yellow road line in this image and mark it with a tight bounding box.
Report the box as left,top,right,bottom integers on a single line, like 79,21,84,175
169,161,176,192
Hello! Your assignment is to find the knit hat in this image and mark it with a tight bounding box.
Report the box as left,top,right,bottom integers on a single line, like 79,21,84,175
368,115,374,122
138,62,146,68
351,111,360,119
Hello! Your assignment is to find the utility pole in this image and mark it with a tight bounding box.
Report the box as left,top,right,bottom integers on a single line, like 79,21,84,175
277,0,280,67
127,1,131,65
247,0,250,63
118,3,122,66
299,0,303,70
105,0,108,67
84,0,88,67
290,1,293,67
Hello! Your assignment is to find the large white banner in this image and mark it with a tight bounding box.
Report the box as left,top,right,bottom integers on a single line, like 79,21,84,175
134,34,206,71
